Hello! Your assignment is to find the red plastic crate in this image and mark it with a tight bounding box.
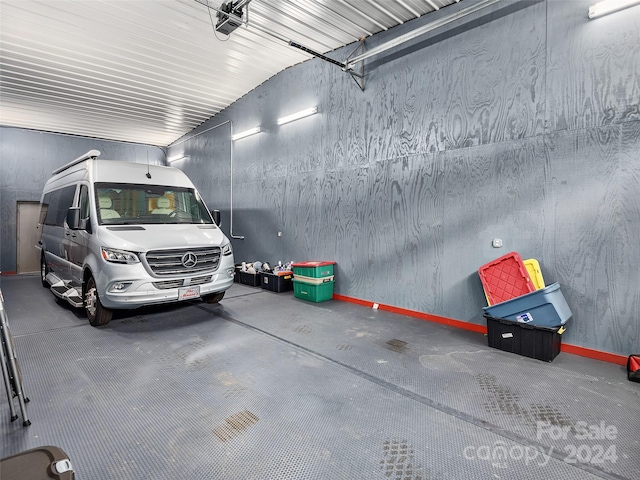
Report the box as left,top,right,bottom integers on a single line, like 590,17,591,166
478,252,535,305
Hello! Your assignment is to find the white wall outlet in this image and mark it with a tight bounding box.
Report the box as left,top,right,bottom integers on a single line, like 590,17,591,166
492,238,503,248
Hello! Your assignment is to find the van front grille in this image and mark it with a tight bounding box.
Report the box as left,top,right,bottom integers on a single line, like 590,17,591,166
145,248,221,276
153,280,183,290
152,276,213,290
190,275,213,286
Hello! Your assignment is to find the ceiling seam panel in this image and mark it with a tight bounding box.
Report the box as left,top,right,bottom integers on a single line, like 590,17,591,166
0,13,308,76
1,60,243,110
0,76,230,118
363,0,406,24
0,113,186,144
0,97,202,134
246,2,354,48
307,0,376,37
0,39,274,98
0,2,310,85
0,56,245,107
338,0,390,31
99,0,324,58
0,28,309,74
0,83,210,124
396,0,424,18
275,0,370,41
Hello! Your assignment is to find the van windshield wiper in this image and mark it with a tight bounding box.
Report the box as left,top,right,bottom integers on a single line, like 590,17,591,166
103,218,149,225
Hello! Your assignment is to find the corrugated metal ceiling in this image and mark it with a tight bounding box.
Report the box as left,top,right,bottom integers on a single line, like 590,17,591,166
0,0,461,147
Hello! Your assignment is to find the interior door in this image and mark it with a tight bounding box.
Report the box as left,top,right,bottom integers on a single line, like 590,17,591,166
17,201,41,273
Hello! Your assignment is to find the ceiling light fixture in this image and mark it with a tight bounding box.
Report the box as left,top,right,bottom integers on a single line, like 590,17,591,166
231,126,260,140
167,154,186,163
277,106,318,126
588,0,640,18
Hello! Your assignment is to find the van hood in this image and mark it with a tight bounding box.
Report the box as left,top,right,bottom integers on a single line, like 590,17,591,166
97,224,229,252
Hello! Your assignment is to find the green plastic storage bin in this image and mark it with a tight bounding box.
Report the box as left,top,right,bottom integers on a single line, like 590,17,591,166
292,261,335,278
292,279,334,302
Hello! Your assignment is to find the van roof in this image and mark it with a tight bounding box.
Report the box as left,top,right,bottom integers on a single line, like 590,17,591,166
93,160,193,187
50,150,193,188
52,149,100,175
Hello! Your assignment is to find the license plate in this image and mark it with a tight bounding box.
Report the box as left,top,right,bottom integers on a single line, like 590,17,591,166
178,286,200,300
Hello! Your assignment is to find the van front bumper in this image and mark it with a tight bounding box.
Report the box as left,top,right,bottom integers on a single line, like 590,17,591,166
98,264,235,309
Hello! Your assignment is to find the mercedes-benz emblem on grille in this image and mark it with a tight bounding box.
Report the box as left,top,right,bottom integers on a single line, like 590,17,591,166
181,252,198,268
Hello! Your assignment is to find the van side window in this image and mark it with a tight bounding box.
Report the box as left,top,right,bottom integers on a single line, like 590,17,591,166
37,198,49,244
42,185,76,227
79,185,90,220
57,186,76,226
42,191,58,226
38,204,48,225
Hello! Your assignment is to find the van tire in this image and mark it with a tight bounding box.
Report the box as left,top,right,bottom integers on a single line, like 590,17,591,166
84,275,112,326
40,255,49,288
203,292,225,304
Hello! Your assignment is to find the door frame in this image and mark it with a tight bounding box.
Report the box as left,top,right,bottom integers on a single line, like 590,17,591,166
16,201,42,274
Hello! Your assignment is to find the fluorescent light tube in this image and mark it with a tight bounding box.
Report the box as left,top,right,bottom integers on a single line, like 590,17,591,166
167,154,186,163
231,126,260,140
588,0,640,19
277,106,318,125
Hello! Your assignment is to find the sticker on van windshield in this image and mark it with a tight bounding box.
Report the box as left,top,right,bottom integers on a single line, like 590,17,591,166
178,286,200,300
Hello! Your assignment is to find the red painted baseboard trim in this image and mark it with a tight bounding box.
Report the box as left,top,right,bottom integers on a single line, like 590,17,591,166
332,293,487,334
560,343,627,366
332,293,628,365
0,271,17,276
332,294,371,308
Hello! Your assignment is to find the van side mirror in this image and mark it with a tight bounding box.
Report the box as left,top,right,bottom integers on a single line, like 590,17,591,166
212,209,221,227
66,207,81,230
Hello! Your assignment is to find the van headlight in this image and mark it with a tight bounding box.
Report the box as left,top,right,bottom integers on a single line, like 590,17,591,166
221,242,233,256
101,247,140,264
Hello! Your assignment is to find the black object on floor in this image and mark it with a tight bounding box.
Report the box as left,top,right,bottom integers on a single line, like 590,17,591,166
628,354,640,382
1,445,75,479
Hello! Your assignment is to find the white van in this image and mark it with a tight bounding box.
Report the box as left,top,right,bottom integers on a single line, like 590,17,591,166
36,150,235,326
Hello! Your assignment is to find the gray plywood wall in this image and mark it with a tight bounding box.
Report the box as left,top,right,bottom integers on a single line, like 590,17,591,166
0,128,164,273
171,0,639,356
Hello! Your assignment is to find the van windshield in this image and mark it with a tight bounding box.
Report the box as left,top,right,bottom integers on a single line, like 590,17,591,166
95,183,214,225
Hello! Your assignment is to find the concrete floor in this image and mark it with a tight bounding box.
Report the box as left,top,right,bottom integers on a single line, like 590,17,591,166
1,274,638,479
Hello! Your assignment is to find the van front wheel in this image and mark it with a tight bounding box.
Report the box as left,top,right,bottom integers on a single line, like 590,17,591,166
203,292,225,304
85,276,113,326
